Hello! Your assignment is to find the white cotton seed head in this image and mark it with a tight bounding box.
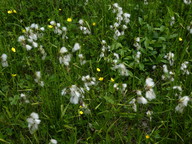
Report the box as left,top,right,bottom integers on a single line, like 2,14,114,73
137,96,148,104
49,139,58,144
179,96,190,106
40,27,45,31
173,86,182,91
1,54,7,61
183,0,191,4
145,77,155,88
26,45,32,51
123,13,131,18
35,71,41,79
29,33,37,41
72,43,81,52
79,19,84,25
163,65,169,73
70,95,79,104
60,47,68,54
62,27,67,32
56,23,61,27
122,83,127,88
2,61,8,67
113,3,119,8
18,35,25,42
50,21,56,25
136,51,141,59
34,119,41,125
63,54,72,66
30,112,39,119
145,89,156,101
175,103,185,113
20,93,26,98
136,90,142,96
32,42,38,48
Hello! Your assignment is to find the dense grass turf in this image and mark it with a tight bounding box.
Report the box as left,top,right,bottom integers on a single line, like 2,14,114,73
0,0,192,143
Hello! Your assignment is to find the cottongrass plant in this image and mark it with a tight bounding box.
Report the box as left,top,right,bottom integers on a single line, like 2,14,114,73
1,54,8,67
26,112,41,134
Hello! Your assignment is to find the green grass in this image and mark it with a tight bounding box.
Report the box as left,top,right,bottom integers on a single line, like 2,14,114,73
0,0,192,143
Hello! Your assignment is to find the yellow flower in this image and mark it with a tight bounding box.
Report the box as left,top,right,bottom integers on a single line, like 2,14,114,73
11,74,17,77
7,10,13,14
59,8,62,11
48,25,53,28
99,77,104,81
92,22,96,26
13,10,17,13
11,47,16,52
97,68,101,72
79,111,83,115
111,78,115,82
79,105,83,108
145,135,150,139
67,18,72,22
22,29,26,33
179,37,182,41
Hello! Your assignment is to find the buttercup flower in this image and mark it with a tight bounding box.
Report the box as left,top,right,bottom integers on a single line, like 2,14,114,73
48,25,53,28
67,18,72,22
145,135,150,139
179,37,183,41
99,77,104,81
11,74,17,77
97,68,101,72
111,78,115,82
11,47,16,52
79,111,84,115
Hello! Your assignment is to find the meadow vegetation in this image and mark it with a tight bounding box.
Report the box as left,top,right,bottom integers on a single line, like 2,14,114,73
0,0,192,143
